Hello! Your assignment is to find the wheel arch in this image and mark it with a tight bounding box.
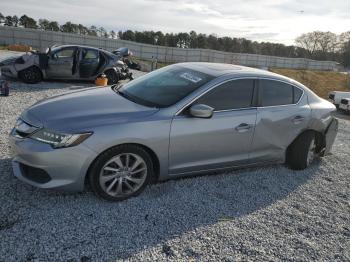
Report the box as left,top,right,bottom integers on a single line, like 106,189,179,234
103,67,120,75
85,143,160,186
18,65,43,80
286,129,325,158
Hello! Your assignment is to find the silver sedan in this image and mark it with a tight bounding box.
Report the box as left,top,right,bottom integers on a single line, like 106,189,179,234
9,63,338,201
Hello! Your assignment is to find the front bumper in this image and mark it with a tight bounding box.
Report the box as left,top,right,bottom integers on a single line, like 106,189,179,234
9,132,98,192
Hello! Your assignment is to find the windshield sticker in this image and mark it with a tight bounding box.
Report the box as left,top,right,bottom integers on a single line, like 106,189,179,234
179,72,202,83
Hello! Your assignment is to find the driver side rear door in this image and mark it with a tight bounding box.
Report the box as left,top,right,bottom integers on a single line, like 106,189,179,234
79,48,100,78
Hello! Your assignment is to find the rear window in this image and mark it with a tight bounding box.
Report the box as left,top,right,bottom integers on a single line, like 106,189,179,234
260,80,293,106
341,99,349,105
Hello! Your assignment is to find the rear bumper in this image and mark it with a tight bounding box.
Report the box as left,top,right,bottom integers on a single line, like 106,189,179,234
323,118,338,155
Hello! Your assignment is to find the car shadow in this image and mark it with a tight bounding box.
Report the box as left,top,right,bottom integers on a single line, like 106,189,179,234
0,156,322,260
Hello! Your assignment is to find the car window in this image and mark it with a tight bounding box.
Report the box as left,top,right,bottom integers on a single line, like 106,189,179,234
195,79,255,111
293,86,303,103
260,80,293,106
53,48,76,59
82,49,98,59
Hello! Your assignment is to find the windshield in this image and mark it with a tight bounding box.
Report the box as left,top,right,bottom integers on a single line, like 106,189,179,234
118,65,214,108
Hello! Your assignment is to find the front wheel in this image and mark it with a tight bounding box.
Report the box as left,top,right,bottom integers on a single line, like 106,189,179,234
286,131,317,170
18,66,42,84
88,145,154,201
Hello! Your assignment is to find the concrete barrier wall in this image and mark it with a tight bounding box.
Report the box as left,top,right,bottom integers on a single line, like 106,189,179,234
0,26,339,71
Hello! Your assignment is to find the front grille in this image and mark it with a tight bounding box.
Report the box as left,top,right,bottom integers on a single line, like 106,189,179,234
19,163,51,184
341,99,349,105
329,94,335,100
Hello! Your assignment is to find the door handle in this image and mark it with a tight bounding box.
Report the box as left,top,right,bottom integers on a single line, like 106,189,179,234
292,115,305,124
235,123,252,133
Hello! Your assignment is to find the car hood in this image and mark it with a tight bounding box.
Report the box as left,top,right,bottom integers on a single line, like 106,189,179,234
0,55,20,66
21,87,159,132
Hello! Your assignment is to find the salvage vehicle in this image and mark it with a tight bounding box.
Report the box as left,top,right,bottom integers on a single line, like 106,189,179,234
9,63,338,201
328,91,350,108
339,98,350,113
0,45,132,84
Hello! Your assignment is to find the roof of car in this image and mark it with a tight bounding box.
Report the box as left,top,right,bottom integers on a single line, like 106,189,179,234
178,62,290,80
51,45,114,55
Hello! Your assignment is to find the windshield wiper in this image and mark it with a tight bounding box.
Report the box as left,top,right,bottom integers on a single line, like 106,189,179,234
116,89,135,101
112,85,160,108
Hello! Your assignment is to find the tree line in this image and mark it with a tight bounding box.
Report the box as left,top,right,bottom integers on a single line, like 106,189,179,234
0,12,349,67
0,13,116,38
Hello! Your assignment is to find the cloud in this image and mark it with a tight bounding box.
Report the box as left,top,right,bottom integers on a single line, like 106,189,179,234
0,0,349,45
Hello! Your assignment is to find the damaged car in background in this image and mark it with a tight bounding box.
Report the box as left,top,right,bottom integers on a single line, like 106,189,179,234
0,45,133,84
113,47,142,71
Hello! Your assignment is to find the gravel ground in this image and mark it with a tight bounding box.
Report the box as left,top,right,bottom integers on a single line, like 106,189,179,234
1,52,350,261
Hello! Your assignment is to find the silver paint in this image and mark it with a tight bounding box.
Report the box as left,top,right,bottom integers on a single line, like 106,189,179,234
9,63,337,191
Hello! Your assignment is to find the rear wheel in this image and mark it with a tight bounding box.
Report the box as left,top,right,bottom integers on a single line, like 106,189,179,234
104,69,119,85
286,131,317,170
18,66,42,84
88,145,154,201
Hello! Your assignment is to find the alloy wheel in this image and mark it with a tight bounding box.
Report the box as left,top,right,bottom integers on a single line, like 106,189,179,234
99,153,147,197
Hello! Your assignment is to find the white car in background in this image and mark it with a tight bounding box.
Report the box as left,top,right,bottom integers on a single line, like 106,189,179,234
328,91,350,108
339,98,350,113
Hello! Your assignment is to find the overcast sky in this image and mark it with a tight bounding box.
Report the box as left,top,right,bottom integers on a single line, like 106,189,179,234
1,0,349,45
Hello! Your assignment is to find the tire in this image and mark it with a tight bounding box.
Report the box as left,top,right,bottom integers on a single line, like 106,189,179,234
286,131,317,170
88,145,154,201
18,66,42,84
104,69,119,85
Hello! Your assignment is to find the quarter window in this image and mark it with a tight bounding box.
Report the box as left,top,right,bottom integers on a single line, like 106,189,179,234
259,80,294,106
195,79,255,111
293,86,303,103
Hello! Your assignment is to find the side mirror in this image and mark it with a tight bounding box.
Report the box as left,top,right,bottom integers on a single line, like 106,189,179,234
189,104,214,118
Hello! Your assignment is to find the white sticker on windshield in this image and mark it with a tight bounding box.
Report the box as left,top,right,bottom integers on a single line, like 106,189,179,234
180,72,202,83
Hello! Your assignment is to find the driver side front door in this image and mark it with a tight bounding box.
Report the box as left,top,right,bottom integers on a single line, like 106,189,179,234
169,79,257,175
46,47,77,78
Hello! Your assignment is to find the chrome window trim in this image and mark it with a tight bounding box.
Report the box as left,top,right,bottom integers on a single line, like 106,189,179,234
175,76,305,116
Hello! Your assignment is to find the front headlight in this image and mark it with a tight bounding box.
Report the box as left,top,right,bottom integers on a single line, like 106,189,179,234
30,128,92,148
